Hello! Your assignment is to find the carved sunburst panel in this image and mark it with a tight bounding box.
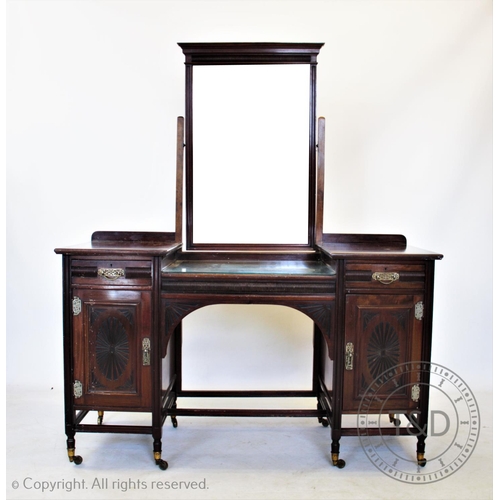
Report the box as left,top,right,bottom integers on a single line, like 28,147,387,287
366,321,401,381
88,307,135,391
95,315,130,381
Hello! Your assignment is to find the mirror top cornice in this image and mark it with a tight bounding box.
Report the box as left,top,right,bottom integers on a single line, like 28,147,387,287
178,42,324,65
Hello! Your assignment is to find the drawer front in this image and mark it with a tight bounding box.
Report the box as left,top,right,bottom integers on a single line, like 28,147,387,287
71,259,152,287
345,262,425,291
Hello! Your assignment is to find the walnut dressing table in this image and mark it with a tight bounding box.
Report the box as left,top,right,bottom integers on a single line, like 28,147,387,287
55,43,442,470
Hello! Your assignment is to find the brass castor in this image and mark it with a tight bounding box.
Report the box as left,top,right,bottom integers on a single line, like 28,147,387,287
171,416,178,428
331,453,346,469
417,453,427,467
97,410,104,425
68,448,83,465
319,417,329,427
389,413,401,427
156,459,168,470
154,452,168,471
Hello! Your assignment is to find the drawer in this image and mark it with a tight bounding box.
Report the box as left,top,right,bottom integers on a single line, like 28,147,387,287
345,262,425,290
71,259,152,287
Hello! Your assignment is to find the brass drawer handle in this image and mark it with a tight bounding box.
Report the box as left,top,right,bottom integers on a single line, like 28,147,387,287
98,268,125,280
372,271,399,285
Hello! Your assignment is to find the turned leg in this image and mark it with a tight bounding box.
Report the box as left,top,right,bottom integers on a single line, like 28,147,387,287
406,412,427,466
66,437,83,465
417,435,427,467
330,431,345,469
153,439,168,470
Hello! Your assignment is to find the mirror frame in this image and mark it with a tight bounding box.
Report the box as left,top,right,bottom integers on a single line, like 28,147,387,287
179,42,324,251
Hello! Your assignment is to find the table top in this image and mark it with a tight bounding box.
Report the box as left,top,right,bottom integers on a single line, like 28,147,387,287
54,231,181,256
55,232,443,262
163,259,336,276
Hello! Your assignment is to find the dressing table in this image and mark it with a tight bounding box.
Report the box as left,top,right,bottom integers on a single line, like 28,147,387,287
55,43,442,470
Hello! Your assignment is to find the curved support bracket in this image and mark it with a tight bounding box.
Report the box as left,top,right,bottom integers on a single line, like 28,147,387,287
161,298,335,359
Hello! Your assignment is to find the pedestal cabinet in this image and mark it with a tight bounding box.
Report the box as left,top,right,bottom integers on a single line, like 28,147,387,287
56,232,181,469
342,261,429,414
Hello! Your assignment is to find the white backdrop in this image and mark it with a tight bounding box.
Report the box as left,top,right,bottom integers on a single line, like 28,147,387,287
7,0,492,394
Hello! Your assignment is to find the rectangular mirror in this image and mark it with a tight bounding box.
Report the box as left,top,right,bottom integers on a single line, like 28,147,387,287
179,43,323,250
193,64,310,245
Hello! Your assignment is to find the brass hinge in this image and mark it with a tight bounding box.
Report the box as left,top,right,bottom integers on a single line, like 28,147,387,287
142,338,151,366
415,301,424,321
72,297,81,316
73,380,83,399
345,342,354,370
411,384,420,402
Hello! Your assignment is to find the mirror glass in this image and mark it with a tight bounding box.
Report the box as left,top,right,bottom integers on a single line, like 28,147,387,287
192,64,310,245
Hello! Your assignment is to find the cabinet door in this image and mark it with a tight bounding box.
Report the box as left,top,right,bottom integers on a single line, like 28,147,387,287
343,294,423,413
72,289,152,410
